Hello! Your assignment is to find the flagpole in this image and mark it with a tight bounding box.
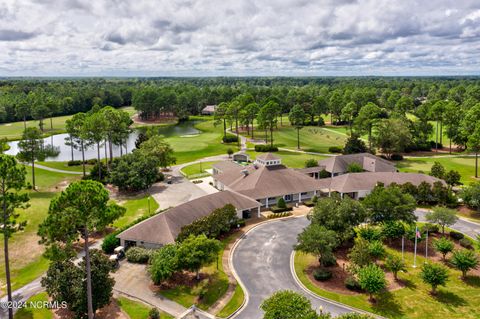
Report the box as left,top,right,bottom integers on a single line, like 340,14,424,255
425,230,429,260
413,226,418,268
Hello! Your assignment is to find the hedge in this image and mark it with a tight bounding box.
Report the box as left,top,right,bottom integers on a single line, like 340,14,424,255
126,247,154,264
328,146,343,153
270,206,293,213
267,212,292,219
313,269,332,281
222,135,239,143
254,144,278,152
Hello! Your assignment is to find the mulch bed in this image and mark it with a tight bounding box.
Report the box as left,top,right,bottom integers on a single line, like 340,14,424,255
305,233,480,295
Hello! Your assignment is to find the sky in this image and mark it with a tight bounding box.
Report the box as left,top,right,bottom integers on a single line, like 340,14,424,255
1,0,480,77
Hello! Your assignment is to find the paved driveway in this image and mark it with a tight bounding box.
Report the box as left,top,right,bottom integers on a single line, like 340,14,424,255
150,176,207,210
231,217,357,319
112,262,187,317
415,209,480,239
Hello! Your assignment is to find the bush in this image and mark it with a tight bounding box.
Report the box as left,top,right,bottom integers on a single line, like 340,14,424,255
102,233,120,254
357,226,383,242
429,141,443,149
305,158,318,168
156,171,165,182
421,223,440,234
85,162,109,183
390,154,404,161
321,254,337,267
67,160,82,166
450,231,464,240
270,206,293,213
237,219,246,227
222,135,239,143
313,269,332,281
277,197,287,209
460,238,474,249
328,146,343,153
87,158,98,165
126,247,154,264
255,144,278,152
149,308,160,319
345,276,362,291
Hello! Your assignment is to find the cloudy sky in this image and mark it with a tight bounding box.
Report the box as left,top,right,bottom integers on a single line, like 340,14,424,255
1,0,480,76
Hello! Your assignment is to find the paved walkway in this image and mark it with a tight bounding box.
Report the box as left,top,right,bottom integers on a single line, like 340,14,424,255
112,262,186,317
24,162,84,175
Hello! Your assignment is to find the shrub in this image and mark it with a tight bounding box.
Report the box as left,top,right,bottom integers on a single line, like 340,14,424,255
433,237,454,260
277,197,287,209
126,247,154,264
67,160,82,166
321,254,337,267
357,264,387,301
149,308,160,319
356,226,383,242
149,244,179,284
222,135,239,143
345,276,362,291
270,206,292,213
255,144,278,152
390,154,404,161
86,158,98,165
451,249,479,278
421,223,440,234
319,169,330,178
156,171,165,182
102,233,120,254
85,162,109,183
305,158,318,168
368,241,386,260
343,134,367,154
381,221,405,241
450,231,464,240
313,269,332,281
347,162,363,173
420,262,449,294
328,146,343,153
459,238,474,249
385,254,407,280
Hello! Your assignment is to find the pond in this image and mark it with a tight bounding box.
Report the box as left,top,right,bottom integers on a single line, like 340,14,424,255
5,121,200,162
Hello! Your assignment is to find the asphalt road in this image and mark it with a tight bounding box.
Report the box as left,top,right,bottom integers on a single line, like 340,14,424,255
415,210,480,239
231,217,357,319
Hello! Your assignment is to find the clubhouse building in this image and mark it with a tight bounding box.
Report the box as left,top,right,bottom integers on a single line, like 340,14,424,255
117,153,444,248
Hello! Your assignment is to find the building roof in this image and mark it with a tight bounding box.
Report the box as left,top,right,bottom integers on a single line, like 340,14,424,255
202,105,217,113
215,162,325,199
318,172,445,193
317,153,396,174
256,153,281,161
117,190,260,245
212,161,242,173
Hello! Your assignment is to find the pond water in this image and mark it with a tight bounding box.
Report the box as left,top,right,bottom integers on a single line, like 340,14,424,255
5,121,200,162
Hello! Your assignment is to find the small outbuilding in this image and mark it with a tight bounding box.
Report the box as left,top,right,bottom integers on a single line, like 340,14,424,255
201,105,217,115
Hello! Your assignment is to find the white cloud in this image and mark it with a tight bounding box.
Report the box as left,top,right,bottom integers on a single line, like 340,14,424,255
0,0,480,76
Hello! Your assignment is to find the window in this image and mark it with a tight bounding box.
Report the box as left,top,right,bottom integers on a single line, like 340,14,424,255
301,192,308,196
284,194,292,201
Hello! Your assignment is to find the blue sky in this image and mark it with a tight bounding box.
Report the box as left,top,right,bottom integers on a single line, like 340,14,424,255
1,0,480,76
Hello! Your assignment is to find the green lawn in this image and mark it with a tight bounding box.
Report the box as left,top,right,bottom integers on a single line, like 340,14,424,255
246,150,328,169
14,292,53,319
0,106,135,141
117,296,173,319
216,284,245,318
165,120,234,164
113,195,160,229
180,161,218,179
295,248,480,319
396,156,479,184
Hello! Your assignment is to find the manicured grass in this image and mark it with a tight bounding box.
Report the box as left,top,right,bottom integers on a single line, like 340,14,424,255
246,150,328,169
0,106,135,141
396,156,479,184
117,296,173,319
246,123,347,153
24,165,81,191
216,284,245,318
14,292,53,319
166,120,235,165
295,248,480,319
457,208,480,223
113,195,160,229
180,161,217,179
37,161,93,173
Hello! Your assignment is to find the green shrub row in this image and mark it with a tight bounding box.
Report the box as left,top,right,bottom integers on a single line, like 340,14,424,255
267,212,292,219
254,144,278,152
126,247,154,264
270,206,293,213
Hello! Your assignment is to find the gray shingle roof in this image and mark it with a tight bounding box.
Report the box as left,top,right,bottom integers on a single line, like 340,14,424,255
117,190,260,245
317,153,396,174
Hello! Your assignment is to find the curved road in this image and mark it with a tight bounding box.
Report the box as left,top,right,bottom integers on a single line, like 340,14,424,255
232,217,357,319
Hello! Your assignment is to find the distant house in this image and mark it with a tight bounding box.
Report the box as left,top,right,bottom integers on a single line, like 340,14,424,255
298,153,397,179
116,190,260,248
212,153,324,208
201,105,217,115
